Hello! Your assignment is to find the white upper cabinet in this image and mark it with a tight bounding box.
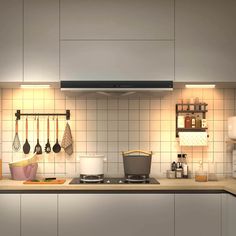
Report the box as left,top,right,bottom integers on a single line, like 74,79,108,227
175,0,236,82
24,0,59,82
0,0,23,82
61,41,174,81
60,0,174,40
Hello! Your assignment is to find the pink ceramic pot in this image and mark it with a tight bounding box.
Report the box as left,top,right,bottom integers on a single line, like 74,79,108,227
9,163,38,180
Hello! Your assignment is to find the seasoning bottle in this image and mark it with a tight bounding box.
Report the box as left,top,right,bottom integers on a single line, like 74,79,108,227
196,115,202,128
194,97,200,110
182,99,188,111
182,154,188,178
176,154,183,179
176,166,183,179
201,119,208,128
185,114,191,128
189,98,195,110
191,114,196,128
177,116,185,128
171,161,177,171
177,99,183,111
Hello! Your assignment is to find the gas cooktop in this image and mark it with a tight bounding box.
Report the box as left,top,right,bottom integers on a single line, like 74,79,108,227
69,178,160,184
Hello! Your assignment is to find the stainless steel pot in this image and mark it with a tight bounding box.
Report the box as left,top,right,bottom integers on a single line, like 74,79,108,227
122,150,152,179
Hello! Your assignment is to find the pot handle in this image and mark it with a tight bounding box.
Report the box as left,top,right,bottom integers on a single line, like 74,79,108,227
122,150,152,156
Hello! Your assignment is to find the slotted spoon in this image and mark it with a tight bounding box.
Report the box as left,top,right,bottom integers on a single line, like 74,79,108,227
12,119,21,151
45,117,51,153
34,118,42,154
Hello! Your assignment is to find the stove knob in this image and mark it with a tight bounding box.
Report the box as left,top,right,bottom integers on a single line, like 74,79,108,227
106,180,111,184
118,180,123,184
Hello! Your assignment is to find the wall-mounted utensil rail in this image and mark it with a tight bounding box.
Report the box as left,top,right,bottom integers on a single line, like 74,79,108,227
15,110,70,120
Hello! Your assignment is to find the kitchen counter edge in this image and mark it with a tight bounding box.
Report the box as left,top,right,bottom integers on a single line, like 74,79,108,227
0,178,236,195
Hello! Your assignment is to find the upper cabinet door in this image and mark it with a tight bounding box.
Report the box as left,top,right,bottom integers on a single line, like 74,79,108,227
0,0,23,82
61,41,174,81
60,0,174,40
24,0,59,82
175,0,236,82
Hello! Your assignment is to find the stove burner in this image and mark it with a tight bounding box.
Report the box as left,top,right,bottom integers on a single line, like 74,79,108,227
125,174,149,183
80,174,104,183
70,177,160,185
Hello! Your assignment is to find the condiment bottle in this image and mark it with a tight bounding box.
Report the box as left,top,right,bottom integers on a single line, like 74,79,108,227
191,114,196,128
182,99,188,111
171,161,177,171
201,119,207,128
182,154,188,178
185,114,191,128
194,97,200,110
177,99,183,111
196,115,202,128
189,98,195,110
177,116,185,128
176,154,183,179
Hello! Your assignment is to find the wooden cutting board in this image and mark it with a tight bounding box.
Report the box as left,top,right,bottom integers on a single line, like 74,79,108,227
23,179,66,184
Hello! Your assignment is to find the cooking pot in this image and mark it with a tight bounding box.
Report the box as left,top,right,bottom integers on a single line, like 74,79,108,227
122,150,152,179
9,154,38,180
79,154,106,176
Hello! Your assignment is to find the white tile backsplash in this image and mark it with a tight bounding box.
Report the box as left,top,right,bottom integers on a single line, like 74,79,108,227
0,88,236,178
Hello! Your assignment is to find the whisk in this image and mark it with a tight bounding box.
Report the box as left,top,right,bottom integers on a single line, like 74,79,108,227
12,119,21,151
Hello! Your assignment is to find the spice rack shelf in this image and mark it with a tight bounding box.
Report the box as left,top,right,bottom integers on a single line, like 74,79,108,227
177,128,208,132
226,140,236,144
176,103,208,137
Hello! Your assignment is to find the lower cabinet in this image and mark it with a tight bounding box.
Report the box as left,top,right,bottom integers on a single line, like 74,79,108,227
21,194,57,236
222,193,236,236
1,192,236,236
175,194,221,236
58,194,174,236
0,194,21,236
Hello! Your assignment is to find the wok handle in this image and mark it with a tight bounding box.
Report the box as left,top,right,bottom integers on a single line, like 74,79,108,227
26,118,28,139
15,119,18,134
122,150,152,156
37,118,39,139
47,117,50,139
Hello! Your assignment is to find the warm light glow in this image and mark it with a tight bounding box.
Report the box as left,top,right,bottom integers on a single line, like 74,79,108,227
185,84,215,89
20,84,51,89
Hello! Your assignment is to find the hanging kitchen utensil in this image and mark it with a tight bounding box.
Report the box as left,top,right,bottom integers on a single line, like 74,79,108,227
12,119,21,152
45,117,51,153
53,117,61,153
61,121,73,156
23,118,30,154
34,118,42,154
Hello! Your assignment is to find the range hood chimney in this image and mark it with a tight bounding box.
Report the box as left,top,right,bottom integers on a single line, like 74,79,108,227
60,81,173,92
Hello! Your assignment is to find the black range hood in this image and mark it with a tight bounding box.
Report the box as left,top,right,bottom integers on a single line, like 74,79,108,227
60,81,173,92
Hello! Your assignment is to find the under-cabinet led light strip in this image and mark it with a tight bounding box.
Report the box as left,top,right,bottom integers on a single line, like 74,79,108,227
20,84,51,89
185,84,215,89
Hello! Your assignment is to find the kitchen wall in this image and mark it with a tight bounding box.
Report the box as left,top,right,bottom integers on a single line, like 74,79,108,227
1,87,235,178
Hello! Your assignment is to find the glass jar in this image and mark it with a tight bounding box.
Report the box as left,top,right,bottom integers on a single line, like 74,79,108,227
195,171,208,182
